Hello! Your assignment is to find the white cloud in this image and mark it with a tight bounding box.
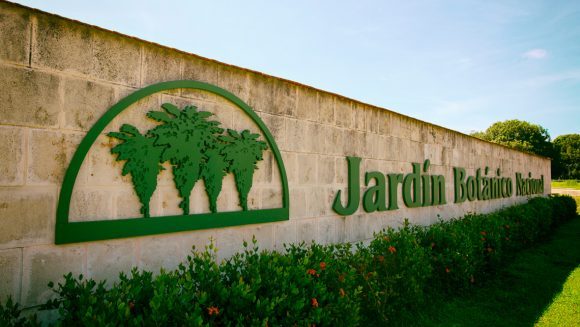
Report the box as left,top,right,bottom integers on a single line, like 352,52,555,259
522,48,548,59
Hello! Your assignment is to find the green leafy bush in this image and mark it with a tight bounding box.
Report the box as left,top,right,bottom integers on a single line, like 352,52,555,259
2,195,576,326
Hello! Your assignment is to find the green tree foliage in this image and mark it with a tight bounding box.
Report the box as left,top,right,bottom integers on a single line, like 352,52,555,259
470,119,554,157
147,103,223,215
553,134,580,179
108,124,164,218
221,130,268,211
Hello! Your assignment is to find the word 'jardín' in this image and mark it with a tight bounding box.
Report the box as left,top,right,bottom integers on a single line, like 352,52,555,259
332,157,545,215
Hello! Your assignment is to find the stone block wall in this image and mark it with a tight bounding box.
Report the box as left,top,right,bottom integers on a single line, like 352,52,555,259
0,1,551,309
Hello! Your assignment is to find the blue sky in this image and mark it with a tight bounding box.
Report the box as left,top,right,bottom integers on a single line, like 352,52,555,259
13,0,580,137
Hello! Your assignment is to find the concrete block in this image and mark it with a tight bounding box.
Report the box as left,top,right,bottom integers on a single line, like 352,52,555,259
182,56,219,84
69,187,113,222
318,155,335,185
219,174,242,212
317,92,335,124
353,103,366,131
255,151,274,184
272,79,297,117
260,113,286,151
181,58,221,102
261,187,282,209
63,77,117,131
335,98,354,128
201,99,234,128
295,219,318,244
0,248,22,303
318,216,345,245
290,187,307,219
296,87,319,121
138,234,183,272
109,87,161,132
0,127,25,185
86,134,130,186
86,240,136,285
0,187,55,249
297,153,317,185
305,122,324,153
281,151,297,184
232,107,259,132
343,130,358,157
365,107,380,133
33,14,140,86
284,118,306,152
345,215,371,243
273,221,296,251
305,186,330,218
142,45,182,86
115,186,159,218
22,245,85,307
0,66,61,128
28,130,83,184
0,3,31,65
335,157,348,185
248,75,296,117
214,224,273,262
186,180,211,214
324,126,344,156
217,65,249,103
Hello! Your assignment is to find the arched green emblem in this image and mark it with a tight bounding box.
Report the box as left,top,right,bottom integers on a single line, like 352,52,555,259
55,81,289,244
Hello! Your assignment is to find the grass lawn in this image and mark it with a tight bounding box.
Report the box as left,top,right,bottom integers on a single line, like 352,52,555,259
552,180,580,190
405,197,580,327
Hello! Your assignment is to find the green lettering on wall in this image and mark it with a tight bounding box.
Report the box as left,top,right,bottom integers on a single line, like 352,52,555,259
453,167,467,203
403,163,422,208
332,156,362,215
387,173,403,210
363,171,387,212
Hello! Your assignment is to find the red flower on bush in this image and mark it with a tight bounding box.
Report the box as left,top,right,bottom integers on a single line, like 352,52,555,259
320,262,327,270
388,246,397,254
480,231,487,236
445,267,451,273
377,255,385,262
306,269,317,276
311,298,319,308
207,306,220,316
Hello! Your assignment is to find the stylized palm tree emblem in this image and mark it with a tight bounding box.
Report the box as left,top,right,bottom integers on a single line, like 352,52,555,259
221,130,268,211
107,124,164,218
108,102,268,217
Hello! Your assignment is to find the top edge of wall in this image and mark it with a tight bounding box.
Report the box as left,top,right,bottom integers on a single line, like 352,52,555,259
1,0,551,161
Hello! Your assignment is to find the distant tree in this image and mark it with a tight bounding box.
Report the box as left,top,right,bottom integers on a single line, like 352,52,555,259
147,103,223,215
470,119,554,157
108,124,164,218
220,129,268,211
553,134,580,179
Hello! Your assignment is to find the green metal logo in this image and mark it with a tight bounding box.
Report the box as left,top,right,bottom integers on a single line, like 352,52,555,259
55,81,289,244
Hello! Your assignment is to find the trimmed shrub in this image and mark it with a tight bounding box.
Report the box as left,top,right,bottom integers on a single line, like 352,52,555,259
1,195,576,326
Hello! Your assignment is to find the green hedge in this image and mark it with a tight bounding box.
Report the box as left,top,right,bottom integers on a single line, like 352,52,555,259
1,195,577,326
